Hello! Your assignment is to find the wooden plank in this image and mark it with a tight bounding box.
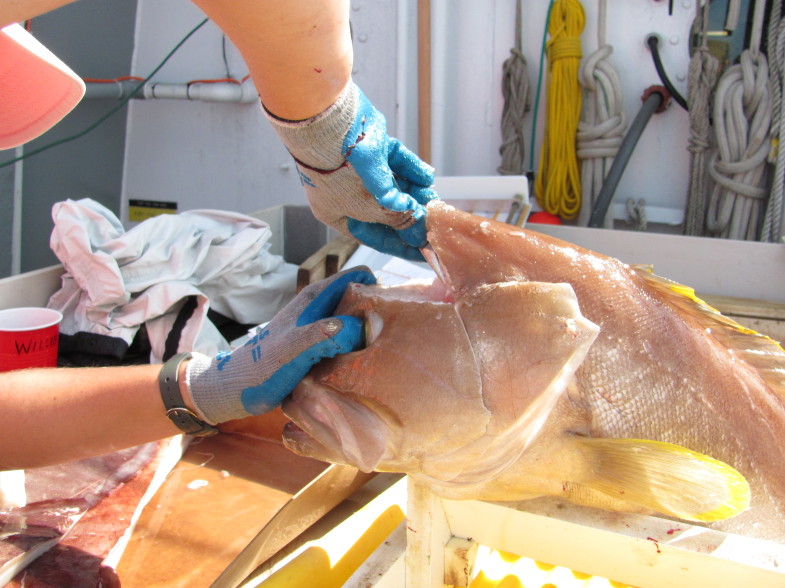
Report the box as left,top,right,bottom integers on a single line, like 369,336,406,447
297,236,359,292
325,236,360,276
417,0,432,163
701,294,785,343
297,253,327,292
701,295,785,320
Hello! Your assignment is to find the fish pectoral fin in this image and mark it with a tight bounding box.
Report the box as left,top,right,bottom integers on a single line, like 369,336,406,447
570,437,750,523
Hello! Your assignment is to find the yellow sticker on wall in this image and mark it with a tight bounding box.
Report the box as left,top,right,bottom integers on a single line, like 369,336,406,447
128,199,177,222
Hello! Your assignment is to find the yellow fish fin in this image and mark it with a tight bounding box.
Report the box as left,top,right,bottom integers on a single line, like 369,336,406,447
631,263,655,274
633,265,785,401
571,437,750,522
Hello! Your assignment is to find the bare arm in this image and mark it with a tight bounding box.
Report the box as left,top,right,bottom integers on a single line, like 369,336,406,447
2,0,353,119
0,267,370,471
189,0,353,119
0,0,77,26
0,363,184,470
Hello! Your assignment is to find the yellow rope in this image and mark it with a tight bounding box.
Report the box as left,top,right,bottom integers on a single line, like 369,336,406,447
535,0,585,220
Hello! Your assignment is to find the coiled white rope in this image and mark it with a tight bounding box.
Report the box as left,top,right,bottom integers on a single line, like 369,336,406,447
706,0,772,240
683,0,720,236
762,0,785,242
498,0,532,175
625,198,647,231
576,0,626,227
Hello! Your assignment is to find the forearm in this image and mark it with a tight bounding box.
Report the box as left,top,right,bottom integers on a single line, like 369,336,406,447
3,0,353,119
0,0,78,26
191,0,353,119
0,364,183,470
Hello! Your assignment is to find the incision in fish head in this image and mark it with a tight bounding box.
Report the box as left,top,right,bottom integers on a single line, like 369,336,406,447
282,275,599,484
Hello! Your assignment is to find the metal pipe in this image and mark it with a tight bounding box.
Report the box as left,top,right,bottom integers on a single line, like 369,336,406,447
83,80,259,104
83,80,134,100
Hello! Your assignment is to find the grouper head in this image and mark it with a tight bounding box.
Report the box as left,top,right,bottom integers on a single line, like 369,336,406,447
282,202,600,487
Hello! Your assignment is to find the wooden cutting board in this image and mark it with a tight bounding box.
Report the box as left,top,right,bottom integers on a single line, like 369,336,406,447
115,411,330,587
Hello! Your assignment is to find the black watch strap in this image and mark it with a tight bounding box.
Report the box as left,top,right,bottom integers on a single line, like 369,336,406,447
159,352,219,437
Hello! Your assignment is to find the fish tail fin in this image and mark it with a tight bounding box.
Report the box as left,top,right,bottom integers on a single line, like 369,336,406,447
569,437,750,522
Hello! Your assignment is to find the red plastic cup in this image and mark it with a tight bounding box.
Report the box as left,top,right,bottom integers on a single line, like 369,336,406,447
0,307,63,372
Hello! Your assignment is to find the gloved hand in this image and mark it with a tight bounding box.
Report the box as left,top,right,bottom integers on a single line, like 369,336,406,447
266,82,439,261
185,266,376,424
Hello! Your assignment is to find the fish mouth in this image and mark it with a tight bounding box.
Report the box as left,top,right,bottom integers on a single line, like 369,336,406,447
281,379,390,473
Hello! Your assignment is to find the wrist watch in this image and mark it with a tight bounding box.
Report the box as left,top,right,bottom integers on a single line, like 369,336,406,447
159,352,219,437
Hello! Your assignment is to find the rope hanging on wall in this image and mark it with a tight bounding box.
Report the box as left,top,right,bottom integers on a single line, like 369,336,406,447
706,0,772,240
762,0,785,242
576,0,626,228
498,0,532,176
534,0,585,220
683,0,720,237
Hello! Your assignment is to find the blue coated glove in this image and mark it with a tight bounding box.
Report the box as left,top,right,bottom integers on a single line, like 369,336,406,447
185,267,376,423
265,82,439,261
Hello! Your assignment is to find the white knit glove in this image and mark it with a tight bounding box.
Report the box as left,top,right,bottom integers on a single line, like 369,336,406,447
185,267,376,423
266,82,439,261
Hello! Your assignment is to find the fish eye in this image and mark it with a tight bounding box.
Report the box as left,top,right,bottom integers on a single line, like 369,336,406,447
363,311,383,347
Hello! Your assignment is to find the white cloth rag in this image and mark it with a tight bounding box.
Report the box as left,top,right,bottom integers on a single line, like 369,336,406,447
47,198,297,362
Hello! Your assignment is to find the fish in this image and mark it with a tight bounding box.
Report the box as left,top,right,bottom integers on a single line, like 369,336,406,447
282,200,785,541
